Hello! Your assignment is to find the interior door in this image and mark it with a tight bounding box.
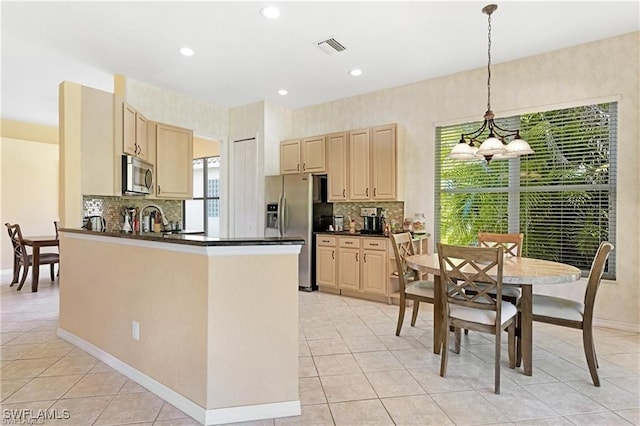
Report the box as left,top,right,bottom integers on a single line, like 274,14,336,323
232,138,258,237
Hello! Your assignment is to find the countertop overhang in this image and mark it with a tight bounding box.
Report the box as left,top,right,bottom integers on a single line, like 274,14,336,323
60,228,305,247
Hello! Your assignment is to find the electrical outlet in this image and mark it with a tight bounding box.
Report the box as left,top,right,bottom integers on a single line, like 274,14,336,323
132,321,140,341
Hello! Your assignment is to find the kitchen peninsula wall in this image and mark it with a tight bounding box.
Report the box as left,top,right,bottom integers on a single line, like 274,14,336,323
83,196,182,233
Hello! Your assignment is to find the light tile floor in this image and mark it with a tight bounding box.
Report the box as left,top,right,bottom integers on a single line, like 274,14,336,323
1,274,639,425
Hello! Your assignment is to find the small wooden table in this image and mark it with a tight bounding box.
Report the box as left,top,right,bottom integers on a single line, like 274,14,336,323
21,235,59,292
406,253,581,376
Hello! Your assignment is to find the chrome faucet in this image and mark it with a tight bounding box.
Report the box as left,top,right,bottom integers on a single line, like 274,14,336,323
139,203,170,231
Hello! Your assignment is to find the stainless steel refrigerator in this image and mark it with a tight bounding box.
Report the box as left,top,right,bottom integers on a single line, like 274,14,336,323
265,174,333,291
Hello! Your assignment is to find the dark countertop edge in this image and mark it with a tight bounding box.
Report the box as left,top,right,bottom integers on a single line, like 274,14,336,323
315,231,431,239
60,228,305,247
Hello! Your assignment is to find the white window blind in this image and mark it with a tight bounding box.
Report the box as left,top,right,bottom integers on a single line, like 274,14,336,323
435,103,617,278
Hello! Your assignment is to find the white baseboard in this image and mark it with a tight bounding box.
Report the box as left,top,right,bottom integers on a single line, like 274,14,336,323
57,328,301,425
594,318,640,333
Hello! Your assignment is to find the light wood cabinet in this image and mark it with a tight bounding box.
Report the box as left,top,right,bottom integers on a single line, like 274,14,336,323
347,124,397,201
371,124,397,200
316,233,429,304
122,103,148,161
338,237,360,291
348,129,371,200
327,132,348,201
361,239,388,295
302,136,326,173
280,137,327,174
316,236,337,289
335,237,388,296
280,139,301,174
153,122,193,199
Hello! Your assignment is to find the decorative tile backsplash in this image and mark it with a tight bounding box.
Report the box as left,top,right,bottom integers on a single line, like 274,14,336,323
333,201,405,233
82,196,183,233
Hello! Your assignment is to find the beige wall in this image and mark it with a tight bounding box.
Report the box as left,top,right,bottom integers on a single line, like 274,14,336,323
59,235,209,406
289,32,640,329
59,233,300,412
1,137,59,269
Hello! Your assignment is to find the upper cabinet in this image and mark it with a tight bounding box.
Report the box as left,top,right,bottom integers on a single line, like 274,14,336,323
301,136,326,173
280,139,301,174
280,136,326,175
153,122,193,199
122,103,148,161
348,124,397,201
326,132,348,202
348,129,371,200
370,124,397,200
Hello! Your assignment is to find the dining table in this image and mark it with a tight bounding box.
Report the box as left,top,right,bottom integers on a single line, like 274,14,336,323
21,235,59,292
405,252,581,376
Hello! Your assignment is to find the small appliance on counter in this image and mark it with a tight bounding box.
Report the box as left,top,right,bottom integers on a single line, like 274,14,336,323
84,215,106,232
360,207,385,235
333,215,344,232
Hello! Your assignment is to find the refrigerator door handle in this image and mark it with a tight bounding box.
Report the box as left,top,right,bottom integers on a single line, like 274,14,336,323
278,193,286,237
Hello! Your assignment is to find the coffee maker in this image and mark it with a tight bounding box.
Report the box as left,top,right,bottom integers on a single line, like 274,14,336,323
360,207,384,234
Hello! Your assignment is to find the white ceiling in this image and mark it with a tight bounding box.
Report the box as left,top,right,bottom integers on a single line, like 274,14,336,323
2,1,638,128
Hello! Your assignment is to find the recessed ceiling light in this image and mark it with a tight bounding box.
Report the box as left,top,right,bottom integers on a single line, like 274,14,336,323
179,47,195,57
260,6,280,19
278,89,288,96
349,69,363,77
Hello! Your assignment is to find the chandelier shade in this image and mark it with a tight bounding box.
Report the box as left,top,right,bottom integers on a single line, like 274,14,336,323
449,4,534,162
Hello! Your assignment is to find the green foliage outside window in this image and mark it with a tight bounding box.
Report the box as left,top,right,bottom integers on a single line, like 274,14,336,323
436,103,616,277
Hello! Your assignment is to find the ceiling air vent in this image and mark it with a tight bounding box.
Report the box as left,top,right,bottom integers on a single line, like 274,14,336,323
315,37,346,55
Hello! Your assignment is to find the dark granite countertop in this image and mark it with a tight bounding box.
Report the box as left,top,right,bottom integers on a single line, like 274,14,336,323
315,231,430,240
60,228,305,247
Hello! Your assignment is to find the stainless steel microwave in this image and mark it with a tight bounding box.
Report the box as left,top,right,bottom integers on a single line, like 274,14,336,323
122,155,153,195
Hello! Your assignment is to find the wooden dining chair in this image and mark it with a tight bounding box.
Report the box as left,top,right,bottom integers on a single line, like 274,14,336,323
477,232,524,302
54,221,60,277
521,241,613,386
437,243,517,394
5,223,59,291
390,232,435,336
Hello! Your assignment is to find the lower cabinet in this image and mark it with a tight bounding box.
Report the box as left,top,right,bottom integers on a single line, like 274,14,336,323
316,236,337,289
316,233,429,303
317,235,389,299
361,239,388,295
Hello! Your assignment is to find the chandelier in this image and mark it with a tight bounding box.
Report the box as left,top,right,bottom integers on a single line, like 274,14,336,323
449,4,534,162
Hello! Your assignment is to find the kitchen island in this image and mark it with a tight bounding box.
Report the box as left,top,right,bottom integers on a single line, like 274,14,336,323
57,229,304,425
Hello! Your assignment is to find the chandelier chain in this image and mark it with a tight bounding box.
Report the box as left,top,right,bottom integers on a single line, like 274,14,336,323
487,12,492,113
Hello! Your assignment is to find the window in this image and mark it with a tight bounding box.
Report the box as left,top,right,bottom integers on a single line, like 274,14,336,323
185,156,221,236
435,103,617,278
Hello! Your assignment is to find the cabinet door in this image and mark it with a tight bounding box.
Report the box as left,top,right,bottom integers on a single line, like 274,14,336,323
348,128,370,200
123,103,137,156
327,132,348,201
371,124,397,200
316,245,337,288
362,249,388,295
155,123,193,199
280,139,301,174
302,136,326,173
338,248,360,291
135,112,148,161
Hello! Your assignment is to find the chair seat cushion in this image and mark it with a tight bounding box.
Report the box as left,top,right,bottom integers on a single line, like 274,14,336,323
450,301,517,326
27,253,59,265
532,294,584,322
405,280,434,298
472,284,521,299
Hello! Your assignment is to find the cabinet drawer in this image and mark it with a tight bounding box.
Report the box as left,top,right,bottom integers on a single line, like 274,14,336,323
317,236,336,247
362,238,387,251
339,237,361,248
